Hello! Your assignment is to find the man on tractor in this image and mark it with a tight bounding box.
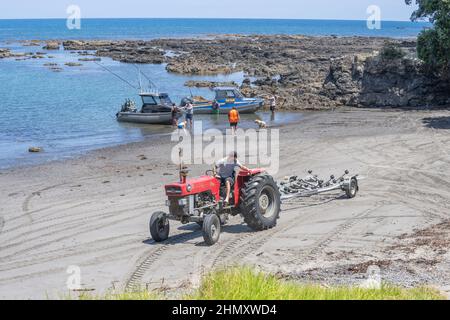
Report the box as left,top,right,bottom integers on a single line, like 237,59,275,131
215,151,249,205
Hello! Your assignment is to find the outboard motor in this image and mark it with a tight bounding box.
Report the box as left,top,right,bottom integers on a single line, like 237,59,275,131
180,97,193,107
120,99,137,113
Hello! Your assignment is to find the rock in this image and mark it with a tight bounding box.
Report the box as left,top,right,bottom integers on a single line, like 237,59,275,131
78,57,101,62
0,48,11,59
65,62,83,67
184,80,238,88
43,41,60,50
28,147,43,153
22,40,41,47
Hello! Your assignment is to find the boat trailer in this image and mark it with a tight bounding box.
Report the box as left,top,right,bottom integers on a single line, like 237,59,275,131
278,170,359,201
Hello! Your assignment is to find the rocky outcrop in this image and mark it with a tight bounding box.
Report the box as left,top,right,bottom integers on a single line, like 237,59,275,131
65,62,83,67
184,80,238,88
323,54,450,108
97,46,165,64
58,36,449,109
63,40,165,64
63,40,114,50
43,41,60,50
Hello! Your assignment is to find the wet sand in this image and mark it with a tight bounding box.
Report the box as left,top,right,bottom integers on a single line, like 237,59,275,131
0,108,449,299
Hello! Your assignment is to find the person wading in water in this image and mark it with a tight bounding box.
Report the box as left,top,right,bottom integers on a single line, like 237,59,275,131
171,103,179,128
212,99,220,114
228,106,240,135
184,101,194,130
269,95,277,113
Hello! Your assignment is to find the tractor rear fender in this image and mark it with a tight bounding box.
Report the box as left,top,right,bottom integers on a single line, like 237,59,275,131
234,169,267,207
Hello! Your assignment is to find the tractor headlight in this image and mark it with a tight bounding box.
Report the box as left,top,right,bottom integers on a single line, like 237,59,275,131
178,198,188,206
165,200,171,207
186,184,192,192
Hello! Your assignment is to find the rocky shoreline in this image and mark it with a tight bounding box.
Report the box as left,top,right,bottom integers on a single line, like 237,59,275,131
3,35,450,109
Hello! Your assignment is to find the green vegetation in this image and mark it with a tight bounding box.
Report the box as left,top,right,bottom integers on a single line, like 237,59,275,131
187,267,443,300
66,267,445,300
406,0,450,74
380,42,407,60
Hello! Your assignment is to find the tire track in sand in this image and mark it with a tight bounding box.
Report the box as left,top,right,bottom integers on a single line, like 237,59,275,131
21,184,67,223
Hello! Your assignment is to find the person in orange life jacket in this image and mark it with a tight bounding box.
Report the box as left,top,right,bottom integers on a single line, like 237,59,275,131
228,106,240,135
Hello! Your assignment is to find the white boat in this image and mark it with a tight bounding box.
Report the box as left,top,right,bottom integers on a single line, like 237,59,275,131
116,93,176,125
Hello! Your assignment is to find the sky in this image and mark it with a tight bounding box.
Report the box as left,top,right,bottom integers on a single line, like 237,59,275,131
0,0,417,21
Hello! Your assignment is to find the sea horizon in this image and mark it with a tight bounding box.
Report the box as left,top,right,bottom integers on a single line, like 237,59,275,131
0,18,431,42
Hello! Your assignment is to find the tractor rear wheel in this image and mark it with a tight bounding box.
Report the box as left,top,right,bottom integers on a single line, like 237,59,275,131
202,214,221,245
149,211,170,242
240,174,281,231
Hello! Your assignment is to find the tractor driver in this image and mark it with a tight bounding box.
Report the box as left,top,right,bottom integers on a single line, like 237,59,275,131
215,152,250,205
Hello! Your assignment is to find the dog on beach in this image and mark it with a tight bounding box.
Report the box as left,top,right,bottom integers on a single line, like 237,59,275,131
254,119,267,129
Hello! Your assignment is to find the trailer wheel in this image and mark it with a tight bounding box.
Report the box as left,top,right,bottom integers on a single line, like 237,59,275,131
202,214,221,245
149,211,170,242
345,178,358,199
240,174,281,231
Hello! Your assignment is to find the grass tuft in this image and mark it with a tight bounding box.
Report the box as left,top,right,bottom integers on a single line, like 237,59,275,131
63,266,445,300
186,266,444,300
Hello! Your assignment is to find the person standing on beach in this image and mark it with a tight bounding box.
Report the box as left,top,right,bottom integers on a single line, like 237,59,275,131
185,101,194,130
171,103,179,127
228,106,240,135
269,95,277,113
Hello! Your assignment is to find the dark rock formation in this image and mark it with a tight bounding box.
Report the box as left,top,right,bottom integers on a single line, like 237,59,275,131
324,54,450,108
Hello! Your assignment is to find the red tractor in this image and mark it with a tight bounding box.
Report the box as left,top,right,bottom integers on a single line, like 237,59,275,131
150,166,281,245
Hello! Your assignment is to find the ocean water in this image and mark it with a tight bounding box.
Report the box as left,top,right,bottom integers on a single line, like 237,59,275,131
0,19,430,169
0,18,430,41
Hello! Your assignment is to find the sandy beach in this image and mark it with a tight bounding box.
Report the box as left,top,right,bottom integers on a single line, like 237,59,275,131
1,108,449,299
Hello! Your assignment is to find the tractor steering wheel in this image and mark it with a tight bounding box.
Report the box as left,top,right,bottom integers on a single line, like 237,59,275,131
205,169,215,177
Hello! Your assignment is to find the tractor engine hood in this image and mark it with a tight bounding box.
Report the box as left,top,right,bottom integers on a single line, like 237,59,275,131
165,175,220,199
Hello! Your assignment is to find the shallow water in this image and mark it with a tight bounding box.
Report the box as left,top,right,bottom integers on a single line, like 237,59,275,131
0,44,303,169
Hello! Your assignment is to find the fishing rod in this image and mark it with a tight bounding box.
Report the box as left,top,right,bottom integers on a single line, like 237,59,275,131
94,61,138,90
132,64,159,91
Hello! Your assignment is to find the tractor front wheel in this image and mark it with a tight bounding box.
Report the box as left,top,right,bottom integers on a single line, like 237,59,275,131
149,211,170,242
240,174,281,231
202,214,221,245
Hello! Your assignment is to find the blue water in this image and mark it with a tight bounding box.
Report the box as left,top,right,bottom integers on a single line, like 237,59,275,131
0,18,430,41
0,19,430,169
